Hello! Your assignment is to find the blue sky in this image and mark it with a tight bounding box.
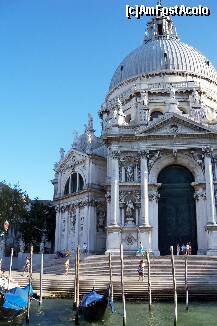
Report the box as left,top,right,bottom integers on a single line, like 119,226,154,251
0,0,216,199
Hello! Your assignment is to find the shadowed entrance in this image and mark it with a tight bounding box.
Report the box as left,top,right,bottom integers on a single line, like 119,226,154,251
158,165,197,255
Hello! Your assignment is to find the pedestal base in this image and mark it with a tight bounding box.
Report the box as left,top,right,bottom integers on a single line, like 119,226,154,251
106,225,121,253
138,225,152,251
206,224,217,256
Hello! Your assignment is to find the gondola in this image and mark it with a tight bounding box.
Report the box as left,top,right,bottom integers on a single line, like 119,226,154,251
0,284,33,323
79,286,111,323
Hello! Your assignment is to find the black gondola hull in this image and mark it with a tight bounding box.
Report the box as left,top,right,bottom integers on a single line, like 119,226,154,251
79,296,108,323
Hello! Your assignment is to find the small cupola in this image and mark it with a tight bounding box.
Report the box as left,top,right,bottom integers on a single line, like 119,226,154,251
144,14,179,43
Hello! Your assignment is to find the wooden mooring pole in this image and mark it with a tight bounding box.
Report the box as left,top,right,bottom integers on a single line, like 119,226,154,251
120,244,126,326
185,255,189,311
109,252,113,302
8,247,13,288
39,253,43,305
75,245,80,325
26,245,33,323
170,246,177,326
73,250,77,310
146,251,152,311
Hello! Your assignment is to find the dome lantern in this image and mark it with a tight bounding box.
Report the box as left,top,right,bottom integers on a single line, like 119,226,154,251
144,15,179,43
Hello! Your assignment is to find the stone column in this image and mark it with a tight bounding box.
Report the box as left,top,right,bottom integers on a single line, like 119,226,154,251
105,192,111,226
106,151,121,254
88,204,96,254
138,151,152,252
203,148,216,224
140,153,150,226
192,183,207,254
54,206,59,252
110,151,120,226
149,185,161,256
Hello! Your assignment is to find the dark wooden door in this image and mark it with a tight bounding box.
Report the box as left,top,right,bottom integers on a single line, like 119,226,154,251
158,165,197,255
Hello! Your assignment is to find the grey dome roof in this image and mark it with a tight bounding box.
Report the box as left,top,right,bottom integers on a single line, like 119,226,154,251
109,17,217,90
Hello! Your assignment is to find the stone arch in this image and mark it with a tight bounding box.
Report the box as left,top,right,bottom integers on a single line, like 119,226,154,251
149,152,204,183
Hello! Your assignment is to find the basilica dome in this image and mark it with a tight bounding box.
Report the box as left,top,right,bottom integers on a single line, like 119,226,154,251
109,16,217,91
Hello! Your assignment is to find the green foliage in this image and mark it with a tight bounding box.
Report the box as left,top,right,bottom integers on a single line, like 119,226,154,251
21,199,56,251
0,182,56,252
0,182,29,230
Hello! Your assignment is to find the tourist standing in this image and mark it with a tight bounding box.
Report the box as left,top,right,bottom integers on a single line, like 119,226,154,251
83,242,88,255
189,243,192,255
137,259,145,281
137,242,145,255
181,244,186,255
22,256,30,276
176,244,180,256
64,258,70,275
186,243,190,255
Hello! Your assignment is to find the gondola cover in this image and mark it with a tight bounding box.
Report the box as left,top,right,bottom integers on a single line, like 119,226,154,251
3,284,33,310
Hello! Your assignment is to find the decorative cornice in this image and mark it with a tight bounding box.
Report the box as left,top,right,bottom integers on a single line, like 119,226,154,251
58,199,105,212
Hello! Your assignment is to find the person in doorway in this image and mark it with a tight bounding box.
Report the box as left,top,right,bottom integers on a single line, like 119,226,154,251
64,258,70,276
189,243,192,255
83,243,88,255
176,244,180,256
22,257,30,276
181,244,186,255
137,259,145,281
186,243,190,255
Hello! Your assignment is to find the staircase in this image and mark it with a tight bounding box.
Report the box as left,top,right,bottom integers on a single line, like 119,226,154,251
8,255,217,300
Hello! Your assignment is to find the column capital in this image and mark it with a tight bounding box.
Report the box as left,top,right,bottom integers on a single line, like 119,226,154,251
194,190,206,201
202,146,213,158
139,150,149,159
149,191,160,202
111,150,121,160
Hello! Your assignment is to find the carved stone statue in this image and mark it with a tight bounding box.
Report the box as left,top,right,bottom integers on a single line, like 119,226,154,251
40,241,44,254
140,107,150,125
59,147,65,160
126,200,134,217
125,200,135,225
117,98,128,126
97,211,105,232
19,238,25,253
72,130,80,148
192,89,200,104
170,85,176,100
86,131,92,144
125,165,134,182
87,113,94,130
141,91,148,106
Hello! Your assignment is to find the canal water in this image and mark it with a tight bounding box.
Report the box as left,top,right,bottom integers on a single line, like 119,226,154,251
2,300,217,325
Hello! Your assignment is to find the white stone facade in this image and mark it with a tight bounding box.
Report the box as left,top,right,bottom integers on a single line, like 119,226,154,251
53,15,217,255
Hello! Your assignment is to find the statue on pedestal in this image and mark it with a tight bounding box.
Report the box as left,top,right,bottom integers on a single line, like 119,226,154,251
59,147,65,160
125,165,134,182
170,85,176,100
125,200,135,225
19,238,25,253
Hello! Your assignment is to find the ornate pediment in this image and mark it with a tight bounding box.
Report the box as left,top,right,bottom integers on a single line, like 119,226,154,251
137,113,215,136
57,150,87,172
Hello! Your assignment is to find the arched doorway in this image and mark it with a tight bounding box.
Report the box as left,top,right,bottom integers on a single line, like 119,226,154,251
158,165,197,255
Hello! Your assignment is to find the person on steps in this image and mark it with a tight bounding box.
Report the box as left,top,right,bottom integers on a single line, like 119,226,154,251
137,259,145,282
64,258,70,275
